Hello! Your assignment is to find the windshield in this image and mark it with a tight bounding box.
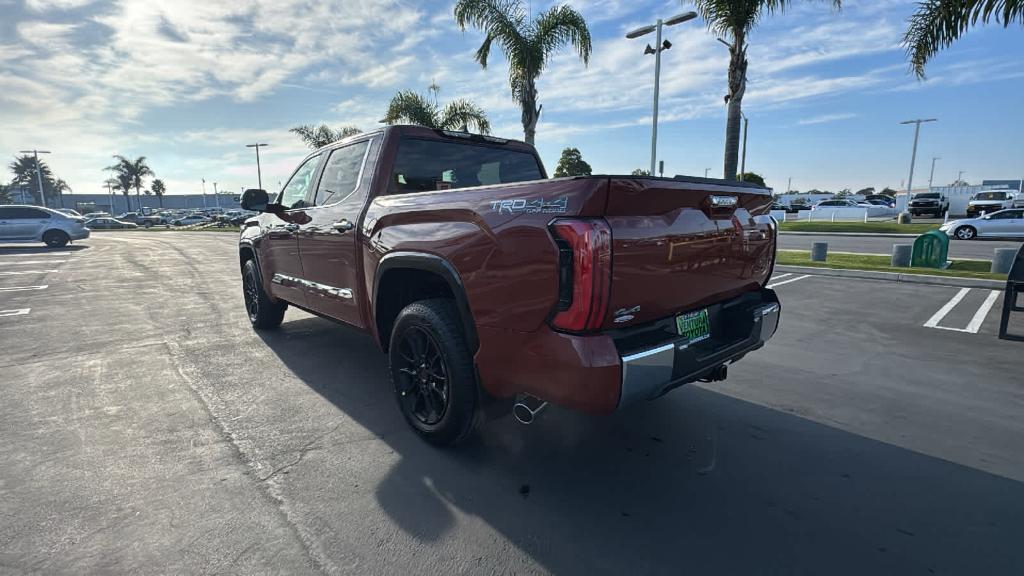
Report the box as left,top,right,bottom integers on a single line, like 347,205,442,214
974,191,1008,200
390,138,543,194
915,193,940,199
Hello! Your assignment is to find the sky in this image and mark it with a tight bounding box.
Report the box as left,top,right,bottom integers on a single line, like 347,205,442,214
1,0,1022,196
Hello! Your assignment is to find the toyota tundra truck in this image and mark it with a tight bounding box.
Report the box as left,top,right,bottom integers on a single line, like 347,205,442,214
237,125,780,445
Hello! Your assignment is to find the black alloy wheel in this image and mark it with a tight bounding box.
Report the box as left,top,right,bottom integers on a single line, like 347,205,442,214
394,326,450,426
241,259,286,329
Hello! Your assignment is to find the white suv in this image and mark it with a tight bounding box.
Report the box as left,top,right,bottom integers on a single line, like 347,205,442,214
0,205,90,247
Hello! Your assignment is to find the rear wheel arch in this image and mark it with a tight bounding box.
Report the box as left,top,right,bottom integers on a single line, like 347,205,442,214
374,252,479,353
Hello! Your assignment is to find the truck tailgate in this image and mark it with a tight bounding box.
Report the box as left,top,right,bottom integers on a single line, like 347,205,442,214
601,177,775,328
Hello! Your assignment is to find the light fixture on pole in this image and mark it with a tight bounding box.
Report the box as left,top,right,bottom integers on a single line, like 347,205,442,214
246,143,269,190
626,11,698,176
19,149,51,208
899,118,937,210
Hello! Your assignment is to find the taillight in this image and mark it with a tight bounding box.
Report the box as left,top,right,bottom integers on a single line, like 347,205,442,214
549,218,612,332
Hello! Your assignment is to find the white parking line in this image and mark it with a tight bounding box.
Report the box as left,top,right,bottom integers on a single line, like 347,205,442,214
0,270,60,276
1,260,66,265
923,288,1002,334
767,274,810,289
770,273,793,281
0,308,30,317
0,285,48,292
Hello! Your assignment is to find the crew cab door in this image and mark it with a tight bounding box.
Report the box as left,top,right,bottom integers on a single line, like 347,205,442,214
262,153,322,308
296,138,374,328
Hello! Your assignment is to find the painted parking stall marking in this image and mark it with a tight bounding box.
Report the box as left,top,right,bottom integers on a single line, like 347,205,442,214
0,285,48,292
923,288,1003,334
0,270,60,276
767,274,811,289
0,309,31,317
2,260,67,265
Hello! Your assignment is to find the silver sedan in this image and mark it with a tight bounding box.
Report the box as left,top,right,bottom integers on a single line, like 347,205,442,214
940,209,1024,240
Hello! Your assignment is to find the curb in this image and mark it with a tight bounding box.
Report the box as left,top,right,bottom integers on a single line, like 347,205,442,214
775,265,1006,290
780,231,922,238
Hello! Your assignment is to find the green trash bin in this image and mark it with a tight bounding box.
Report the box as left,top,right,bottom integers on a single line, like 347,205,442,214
911,230,949,269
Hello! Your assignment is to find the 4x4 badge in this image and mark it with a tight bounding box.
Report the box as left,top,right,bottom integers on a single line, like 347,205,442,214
614,305,640,323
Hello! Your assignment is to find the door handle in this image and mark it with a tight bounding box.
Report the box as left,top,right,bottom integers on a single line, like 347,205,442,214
332,219,354,233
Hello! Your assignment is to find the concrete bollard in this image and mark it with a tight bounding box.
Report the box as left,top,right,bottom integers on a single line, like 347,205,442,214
892,244,912,267
992,248,1016,274
811,241,828,262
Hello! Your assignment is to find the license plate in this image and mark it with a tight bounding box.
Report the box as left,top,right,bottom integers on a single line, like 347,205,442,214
676,308,710,343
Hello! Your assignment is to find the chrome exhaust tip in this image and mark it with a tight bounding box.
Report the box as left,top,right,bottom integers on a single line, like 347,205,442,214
513,395,548,425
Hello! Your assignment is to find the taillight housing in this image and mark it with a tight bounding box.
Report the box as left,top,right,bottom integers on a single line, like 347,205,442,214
549,218,612,332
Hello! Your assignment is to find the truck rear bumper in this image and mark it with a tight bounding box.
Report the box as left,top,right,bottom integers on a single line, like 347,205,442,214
618,289,780,408
474,289,780,414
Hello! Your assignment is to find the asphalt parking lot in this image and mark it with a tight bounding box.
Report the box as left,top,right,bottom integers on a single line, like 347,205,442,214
2,232,1023,575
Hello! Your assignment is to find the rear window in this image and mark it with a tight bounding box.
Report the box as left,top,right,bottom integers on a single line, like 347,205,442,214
390,138,543,194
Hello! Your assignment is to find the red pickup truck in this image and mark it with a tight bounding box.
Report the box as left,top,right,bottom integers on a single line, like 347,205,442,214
238,125,780,445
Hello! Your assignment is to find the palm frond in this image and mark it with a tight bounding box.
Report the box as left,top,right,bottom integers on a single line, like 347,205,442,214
439,99,492,134
455,0,529,68
903,0,1022,78
381,90,440,128
532,5,592,65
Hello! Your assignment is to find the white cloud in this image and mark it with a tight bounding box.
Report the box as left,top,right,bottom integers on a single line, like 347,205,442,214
798,112,858,125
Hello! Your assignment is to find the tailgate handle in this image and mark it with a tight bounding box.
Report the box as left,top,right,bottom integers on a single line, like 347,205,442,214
709,195,738,207
703,195,739,218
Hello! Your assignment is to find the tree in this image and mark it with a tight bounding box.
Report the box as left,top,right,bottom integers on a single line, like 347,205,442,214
454,0,592,145
880,187,898,195
107,155,153,212
553,148,592,177
904,0,1023,78
690,0,841,180
381,90,491,133
8,154,57,205
151,178,167,207
856,186,875,195
631,168,652,176
53,179,70,207
737,172,766,187
290,124,363,149
835,188,852,197
0,183,12,205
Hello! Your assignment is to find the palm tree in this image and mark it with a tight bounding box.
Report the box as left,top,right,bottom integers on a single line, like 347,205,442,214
9,154,55,205
107,173,133,213
904,0,1023,78
107,155,153,212
290,124,363,149
0,183,12,205
53,179,70,208
454,0,592,145
150,178,167,207
690,0,841,180
381,90,492,133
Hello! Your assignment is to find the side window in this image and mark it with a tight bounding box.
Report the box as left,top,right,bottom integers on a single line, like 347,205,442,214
278,155,321,210
314,140,370,206
25,208,51,219
0,207,11,219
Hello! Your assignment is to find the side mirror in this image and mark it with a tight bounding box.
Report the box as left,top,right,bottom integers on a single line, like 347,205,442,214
240,188,269,212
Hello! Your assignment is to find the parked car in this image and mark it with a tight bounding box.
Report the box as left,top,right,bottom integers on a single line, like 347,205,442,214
908,192,949,217
85,217,139,230
812,199,869,210
172,214,209,226
940,209,1024,240
83,211,111,219
864,194,896,207
966,190,1017,217
116,211,163,227
787,203,812,213
236,125,781,445
0,205,90,247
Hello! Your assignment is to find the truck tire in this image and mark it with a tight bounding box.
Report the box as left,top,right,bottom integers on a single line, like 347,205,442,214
42,230,69,248
241,259,286,329
388,299,478,446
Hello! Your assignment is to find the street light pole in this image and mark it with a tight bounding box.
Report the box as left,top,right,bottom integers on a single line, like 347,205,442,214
626,11,697,176
19,149,51,208
704,167,711,178
246,143,269,190
899,118,937,209
928,156,940,188
213,182,219,207
957,170,965,185
739,112,749,179
787,177,792,193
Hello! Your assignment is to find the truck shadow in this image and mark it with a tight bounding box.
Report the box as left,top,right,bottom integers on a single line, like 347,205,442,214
0,244,90,255
258,316,1024,575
